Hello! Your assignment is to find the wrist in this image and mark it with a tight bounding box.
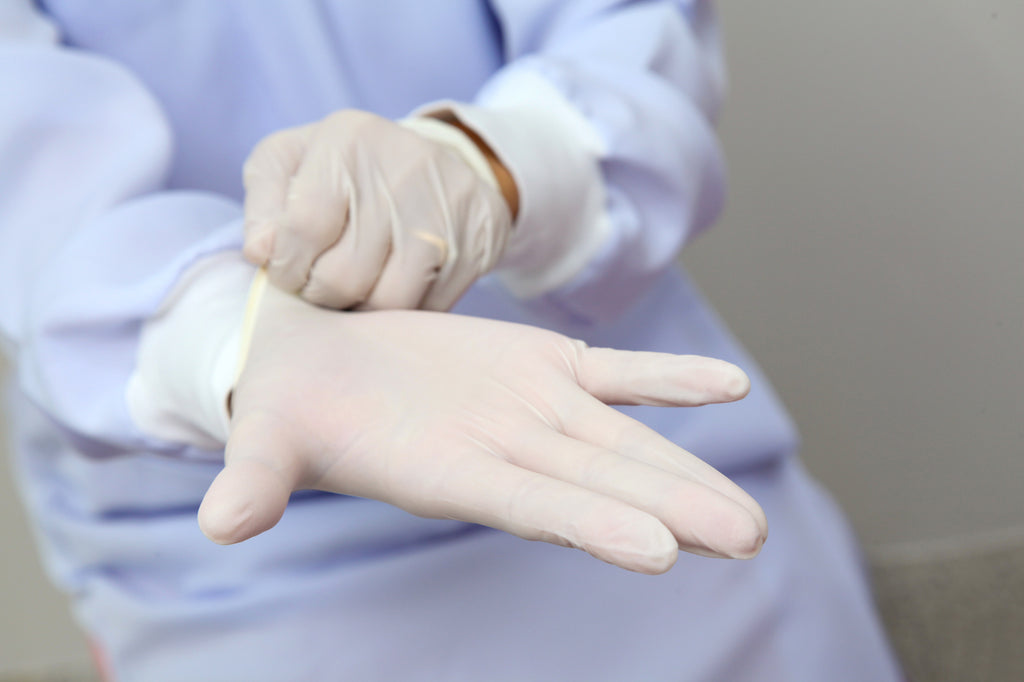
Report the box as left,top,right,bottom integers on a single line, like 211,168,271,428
424,110,520,221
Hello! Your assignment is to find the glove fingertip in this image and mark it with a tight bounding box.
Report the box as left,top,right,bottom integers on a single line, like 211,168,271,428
198,461,290,545
198,496,257,545
621,524,679,575
636,547,679,575
242,227,275,266
584,512,679,575
707,504,768,561
720,364,752,401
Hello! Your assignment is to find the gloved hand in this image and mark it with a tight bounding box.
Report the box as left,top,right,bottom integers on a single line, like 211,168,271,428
241,109,512,311
198,279,768,574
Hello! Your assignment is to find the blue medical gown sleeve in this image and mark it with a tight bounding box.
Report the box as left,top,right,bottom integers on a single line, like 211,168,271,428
482,0,726,324
0,45,243,458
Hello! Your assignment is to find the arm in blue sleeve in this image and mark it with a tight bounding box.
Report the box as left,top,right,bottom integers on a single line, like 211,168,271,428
0,39,244,457
477,0,727,325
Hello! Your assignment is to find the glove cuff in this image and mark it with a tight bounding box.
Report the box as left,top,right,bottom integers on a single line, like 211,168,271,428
398,117,500,191
411,69,610,299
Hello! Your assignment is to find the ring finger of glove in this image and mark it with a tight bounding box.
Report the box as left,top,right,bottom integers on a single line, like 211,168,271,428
356,226,453,310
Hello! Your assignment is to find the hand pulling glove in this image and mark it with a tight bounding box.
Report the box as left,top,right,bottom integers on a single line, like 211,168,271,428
241,110,512,311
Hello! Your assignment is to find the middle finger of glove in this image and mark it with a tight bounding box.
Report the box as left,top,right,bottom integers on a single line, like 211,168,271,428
560,394,768,539
302,175,396,309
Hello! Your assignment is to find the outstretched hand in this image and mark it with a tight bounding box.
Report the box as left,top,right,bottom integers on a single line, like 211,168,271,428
198,283,767,574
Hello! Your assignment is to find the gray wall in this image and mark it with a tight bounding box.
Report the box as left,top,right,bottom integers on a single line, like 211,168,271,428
684,0,1024,546
3,0,1023,676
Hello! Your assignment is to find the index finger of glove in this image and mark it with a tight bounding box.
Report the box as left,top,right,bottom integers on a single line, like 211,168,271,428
264,138,356,294
242,126,313,265
575,347,751,407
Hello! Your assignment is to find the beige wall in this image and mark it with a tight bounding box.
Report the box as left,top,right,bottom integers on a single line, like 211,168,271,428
1,360,95,678
685,0,1024,545
2,0,1023,676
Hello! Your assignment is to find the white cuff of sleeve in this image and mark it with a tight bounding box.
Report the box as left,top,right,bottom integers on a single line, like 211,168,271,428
126,252,254,450
412,69,610,298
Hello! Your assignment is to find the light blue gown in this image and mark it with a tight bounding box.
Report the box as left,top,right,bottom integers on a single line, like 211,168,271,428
0,2,901,679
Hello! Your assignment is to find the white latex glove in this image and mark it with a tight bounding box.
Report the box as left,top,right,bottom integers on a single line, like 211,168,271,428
198,278,768,574
242,109,512,311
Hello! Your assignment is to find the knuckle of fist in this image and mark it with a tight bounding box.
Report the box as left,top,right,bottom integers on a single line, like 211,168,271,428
324,108,382,133
305,271,371,308
282,203,341,242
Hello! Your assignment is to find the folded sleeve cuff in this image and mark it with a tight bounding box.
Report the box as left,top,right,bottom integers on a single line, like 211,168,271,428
126,252,254,450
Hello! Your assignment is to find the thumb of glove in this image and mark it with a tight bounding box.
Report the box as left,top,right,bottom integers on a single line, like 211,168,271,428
198,411,303,545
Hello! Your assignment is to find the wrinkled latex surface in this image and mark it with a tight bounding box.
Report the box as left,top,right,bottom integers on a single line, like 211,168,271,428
241,109,511,311
199,282,768,574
